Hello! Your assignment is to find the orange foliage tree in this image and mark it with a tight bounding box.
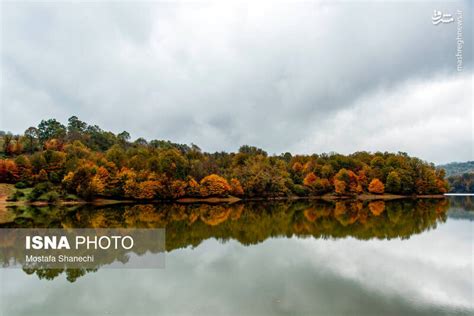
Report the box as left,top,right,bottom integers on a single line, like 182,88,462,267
292,162,303,173
200,174,231,197
303,172,317,187
436,179,448,194
304,172,331,195
230,178,244,196
14,156,32,181
0,116,452,201
185,177,201,197
368,201,385,215
334,168,362,195
0,159,19,183
368,179,385,194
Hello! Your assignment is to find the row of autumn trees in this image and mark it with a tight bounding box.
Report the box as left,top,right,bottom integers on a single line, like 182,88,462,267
0,117,449,201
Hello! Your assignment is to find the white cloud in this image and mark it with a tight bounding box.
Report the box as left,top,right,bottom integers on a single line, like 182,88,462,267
0,1,472,164
297,73,472,164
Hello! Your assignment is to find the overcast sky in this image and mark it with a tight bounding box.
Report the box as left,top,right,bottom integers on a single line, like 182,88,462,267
0,1,472,164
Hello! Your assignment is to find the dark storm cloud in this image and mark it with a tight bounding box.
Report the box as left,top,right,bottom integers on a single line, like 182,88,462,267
0,1,472,163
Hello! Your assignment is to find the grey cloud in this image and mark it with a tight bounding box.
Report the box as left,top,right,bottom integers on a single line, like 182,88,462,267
0,1,472,163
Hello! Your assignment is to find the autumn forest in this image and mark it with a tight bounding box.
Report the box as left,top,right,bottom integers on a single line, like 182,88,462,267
0,116,449,202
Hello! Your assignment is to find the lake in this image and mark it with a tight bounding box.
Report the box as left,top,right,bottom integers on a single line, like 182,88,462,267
1,197,473,316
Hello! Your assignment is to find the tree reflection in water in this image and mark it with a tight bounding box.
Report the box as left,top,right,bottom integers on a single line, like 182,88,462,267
1,198,450,282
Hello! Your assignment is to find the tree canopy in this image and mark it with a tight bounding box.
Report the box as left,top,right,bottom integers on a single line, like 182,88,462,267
0,117,449,200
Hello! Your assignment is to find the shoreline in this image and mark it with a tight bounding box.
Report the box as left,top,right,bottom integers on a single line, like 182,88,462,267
0,193,448,207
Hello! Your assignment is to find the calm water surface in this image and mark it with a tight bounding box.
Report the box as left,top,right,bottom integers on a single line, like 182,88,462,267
1,197,473,316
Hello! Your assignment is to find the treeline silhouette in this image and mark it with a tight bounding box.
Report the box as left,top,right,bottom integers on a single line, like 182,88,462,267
0,116,448,201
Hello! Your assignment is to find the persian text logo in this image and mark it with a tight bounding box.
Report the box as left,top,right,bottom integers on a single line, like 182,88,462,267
432,10,454,25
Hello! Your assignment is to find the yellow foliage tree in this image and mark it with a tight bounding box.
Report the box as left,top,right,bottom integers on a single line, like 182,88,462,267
170,180,187,199
334,179,346,195
137,180,162,199
37,169,48,182
62,171,75,191
90,175,105,195
44,139,63,151
124,178,139,198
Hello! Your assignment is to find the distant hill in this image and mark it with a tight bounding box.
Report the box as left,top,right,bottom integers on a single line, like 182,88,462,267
438,161,474,193
438,161,474,177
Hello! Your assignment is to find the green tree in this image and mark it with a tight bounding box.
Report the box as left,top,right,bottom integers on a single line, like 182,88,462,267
385,171,401,193
117,131,131,145
37,119,66,144
2,132,14,155
67,116,87,141
24,127,39,154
